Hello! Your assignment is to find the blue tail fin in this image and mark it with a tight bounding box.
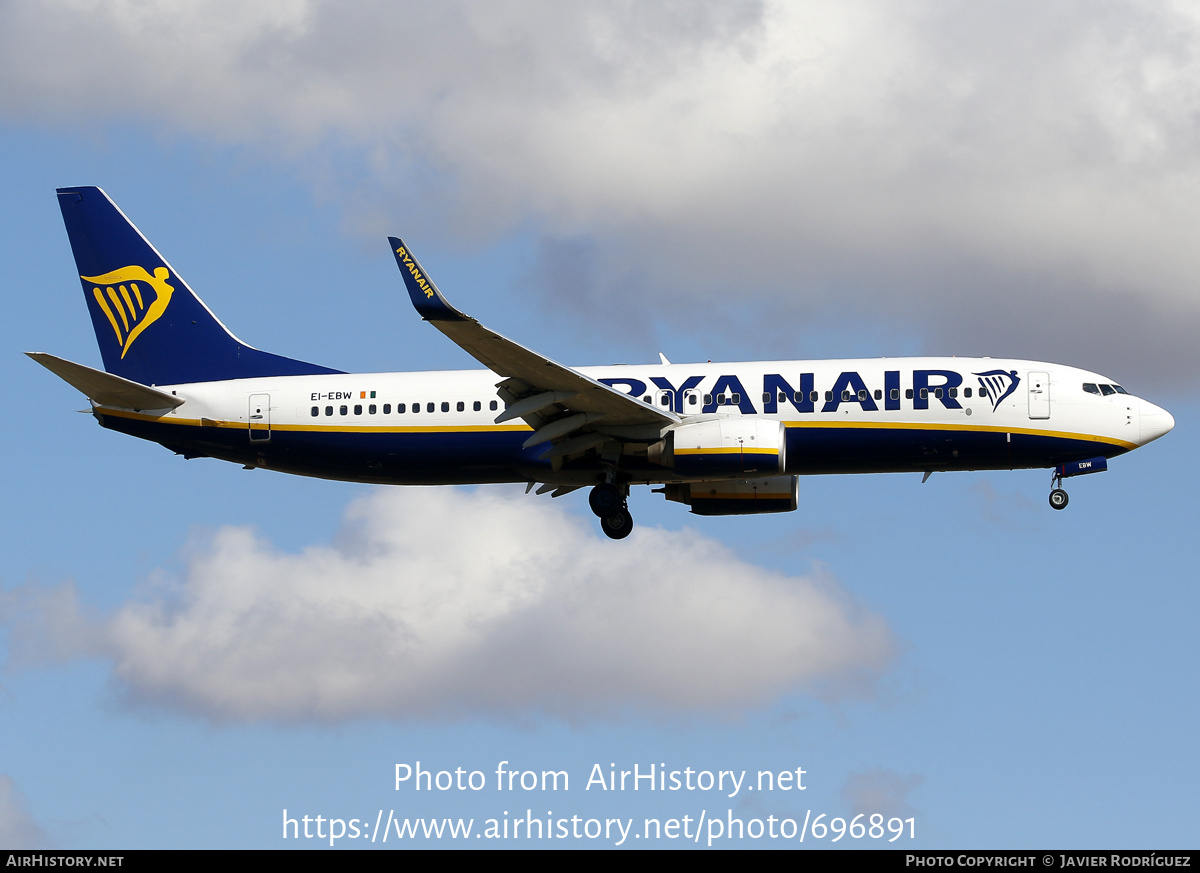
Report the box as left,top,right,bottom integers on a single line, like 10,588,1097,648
56,186,342,385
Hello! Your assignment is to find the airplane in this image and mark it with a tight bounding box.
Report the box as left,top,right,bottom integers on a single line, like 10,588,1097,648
31,186,1175,539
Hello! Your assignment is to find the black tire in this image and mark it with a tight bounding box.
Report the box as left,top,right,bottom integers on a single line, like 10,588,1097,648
589,483,621,517
1049,488,1069,510
601,508,634,539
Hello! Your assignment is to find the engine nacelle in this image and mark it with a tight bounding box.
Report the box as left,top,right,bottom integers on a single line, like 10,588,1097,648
660,476,799,516
652,417,787,477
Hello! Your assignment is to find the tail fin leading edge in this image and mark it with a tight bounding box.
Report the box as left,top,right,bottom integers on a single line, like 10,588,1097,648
57,186,342,385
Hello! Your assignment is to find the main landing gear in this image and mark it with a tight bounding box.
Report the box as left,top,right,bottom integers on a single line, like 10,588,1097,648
1049,469,1069,510
590,482,633,540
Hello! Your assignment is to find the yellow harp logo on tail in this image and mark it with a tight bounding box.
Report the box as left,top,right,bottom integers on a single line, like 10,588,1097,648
81,266,174,358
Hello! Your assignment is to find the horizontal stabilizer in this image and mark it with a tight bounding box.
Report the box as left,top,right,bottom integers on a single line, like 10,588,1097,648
27,352,185,410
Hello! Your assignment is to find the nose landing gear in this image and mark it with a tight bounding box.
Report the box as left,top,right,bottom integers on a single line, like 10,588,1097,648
590,482,634,539
1046,456,1108,509
1049,469,1069,510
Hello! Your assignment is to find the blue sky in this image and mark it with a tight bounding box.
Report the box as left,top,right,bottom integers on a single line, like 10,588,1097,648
1,1,1197,849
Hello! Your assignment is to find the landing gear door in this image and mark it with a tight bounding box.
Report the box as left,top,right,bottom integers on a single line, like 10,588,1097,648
1028,372,1050,420
249,393,271,442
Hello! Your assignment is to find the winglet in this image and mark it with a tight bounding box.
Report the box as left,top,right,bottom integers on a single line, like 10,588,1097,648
388,237,466,322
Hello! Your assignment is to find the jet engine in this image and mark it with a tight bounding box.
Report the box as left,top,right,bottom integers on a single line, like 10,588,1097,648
650,417,787,477
659,476,799,515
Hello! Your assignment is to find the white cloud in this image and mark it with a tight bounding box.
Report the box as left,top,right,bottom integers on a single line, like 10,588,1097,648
1,488,896,722
4,0,1198,382
0,775,49,849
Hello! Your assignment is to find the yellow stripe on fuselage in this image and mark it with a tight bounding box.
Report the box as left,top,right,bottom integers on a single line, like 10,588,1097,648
94,408,1136,449
97,407,531,434
675,447,780,455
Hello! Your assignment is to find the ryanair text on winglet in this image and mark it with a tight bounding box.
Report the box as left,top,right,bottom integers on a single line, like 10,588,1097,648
395,246,435,299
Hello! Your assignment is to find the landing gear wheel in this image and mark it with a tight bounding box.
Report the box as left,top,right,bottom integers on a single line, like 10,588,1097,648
589,483,622,517
600,508,634,540
1049,488,1069,510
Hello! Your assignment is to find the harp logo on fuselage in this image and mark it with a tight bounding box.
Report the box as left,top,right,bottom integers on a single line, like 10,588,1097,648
82,265,175,359
973,369,1020,413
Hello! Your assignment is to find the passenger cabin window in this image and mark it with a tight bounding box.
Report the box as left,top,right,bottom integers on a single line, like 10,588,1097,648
427,402,435,413
858,389,868,401
874,389,882,400
441,402,450,412
473,401,481,411
457,401,465,412
311,406,319,417
325,406,333,416
354,404,363,415
383,404,391,414
369,404,376,414
412,403,420,414
825,391,833,402
689,394,698,405
890,389,899,401
340,405,348,415
964,388,972,398
919,388,928,400
810,391,819,402
905,389,914,400
489,400,498,411
397,403,405,413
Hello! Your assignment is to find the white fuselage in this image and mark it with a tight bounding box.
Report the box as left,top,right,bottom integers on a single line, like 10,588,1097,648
94,356,1173,487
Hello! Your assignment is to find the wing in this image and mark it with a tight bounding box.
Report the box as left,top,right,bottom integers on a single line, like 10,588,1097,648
389,238,678,457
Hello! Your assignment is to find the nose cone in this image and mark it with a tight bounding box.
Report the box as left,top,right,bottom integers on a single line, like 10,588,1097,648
1139,399,1175,445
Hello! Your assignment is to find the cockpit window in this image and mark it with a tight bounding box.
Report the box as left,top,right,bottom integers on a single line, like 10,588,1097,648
1099,384,1116,396
1083,383,1100,395
1112,384,1129,394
